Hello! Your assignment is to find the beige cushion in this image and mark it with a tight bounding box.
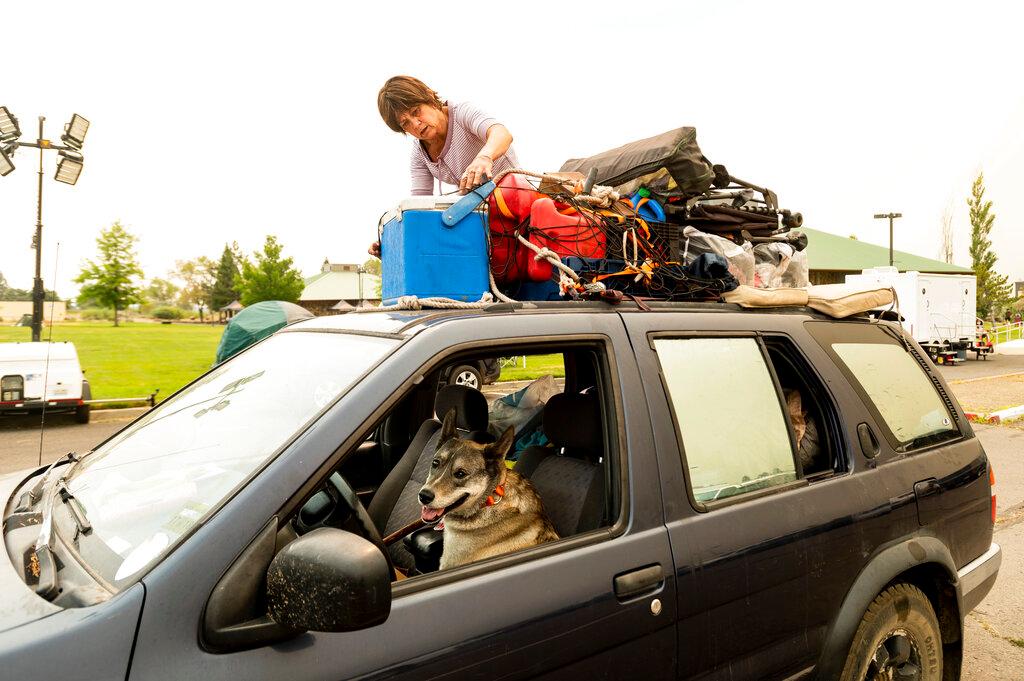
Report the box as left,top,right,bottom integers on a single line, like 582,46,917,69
722,283,894,319
806,284,894,318
722,285,809,308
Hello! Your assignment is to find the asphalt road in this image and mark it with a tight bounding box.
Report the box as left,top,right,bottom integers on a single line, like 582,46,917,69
0,407,144,473
935,346,1024,382
0,401,1020,678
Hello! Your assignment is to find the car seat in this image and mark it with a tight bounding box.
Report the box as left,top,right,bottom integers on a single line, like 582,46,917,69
368,384,489,570
514,393,606,537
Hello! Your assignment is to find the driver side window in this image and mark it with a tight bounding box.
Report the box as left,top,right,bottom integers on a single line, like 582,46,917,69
292,344,619,583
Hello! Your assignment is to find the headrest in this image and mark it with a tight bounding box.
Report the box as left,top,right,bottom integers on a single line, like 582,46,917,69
542,393,602,454
435,385,488,432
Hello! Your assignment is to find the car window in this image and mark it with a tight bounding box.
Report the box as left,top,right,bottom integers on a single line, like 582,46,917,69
65,331,398,586
654,337,796,503
832,342,956,446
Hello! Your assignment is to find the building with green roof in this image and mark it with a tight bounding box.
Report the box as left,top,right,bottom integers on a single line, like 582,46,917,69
802,227,972,285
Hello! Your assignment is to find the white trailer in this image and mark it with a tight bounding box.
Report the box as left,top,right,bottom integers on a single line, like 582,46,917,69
0,341,91,422
845,267,977,363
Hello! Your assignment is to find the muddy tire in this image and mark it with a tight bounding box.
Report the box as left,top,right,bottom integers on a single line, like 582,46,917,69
839,583,943,681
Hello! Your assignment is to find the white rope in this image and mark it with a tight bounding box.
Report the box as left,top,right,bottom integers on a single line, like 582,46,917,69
516,234,580,282
572,184,620,208
360,292,498,311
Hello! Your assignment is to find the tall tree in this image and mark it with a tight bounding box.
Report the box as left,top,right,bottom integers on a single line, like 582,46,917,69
967,173,1011,318
144,277,180,307
74,221,144,326
210,243,242,310
174,257,216,322
238,235,305,305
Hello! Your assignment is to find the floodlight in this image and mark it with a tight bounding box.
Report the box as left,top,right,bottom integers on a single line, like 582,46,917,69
54,150,83,185
0,106,20,140
61,114,89,149
0,147,13,177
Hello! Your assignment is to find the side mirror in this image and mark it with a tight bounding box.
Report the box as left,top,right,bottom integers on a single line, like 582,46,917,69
267,528,391,632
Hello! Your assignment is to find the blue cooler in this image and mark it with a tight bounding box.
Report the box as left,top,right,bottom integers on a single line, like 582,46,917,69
380,198,490,305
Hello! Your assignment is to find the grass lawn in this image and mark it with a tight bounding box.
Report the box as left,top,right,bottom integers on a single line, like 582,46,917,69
0,321,222,400
496,353,565,382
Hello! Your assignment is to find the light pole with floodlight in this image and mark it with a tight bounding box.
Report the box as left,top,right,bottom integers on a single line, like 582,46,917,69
0,107,90,341
873,212,903,268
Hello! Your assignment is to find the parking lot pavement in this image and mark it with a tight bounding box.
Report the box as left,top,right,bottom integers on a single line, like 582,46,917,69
936,348,1024,383
961,423,1024,679
0,408,144,475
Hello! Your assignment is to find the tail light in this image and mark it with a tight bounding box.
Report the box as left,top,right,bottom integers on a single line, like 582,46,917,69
990,465,997,525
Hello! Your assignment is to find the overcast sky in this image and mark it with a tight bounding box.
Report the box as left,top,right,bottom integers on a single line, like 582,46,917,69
2,0,1021,298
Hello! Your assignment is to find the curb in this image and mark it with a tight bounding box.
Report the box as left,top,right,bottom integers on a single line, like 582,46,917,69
965,405,1024,425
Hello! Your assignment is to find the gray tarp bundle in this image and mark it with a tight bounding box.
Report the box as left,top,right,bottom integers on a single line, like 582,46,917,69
559,127,715,197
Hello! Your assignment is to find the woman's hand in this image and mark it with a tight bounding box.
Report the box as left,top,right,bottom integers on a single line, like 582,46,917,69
459,154,493,193
368,241,381,258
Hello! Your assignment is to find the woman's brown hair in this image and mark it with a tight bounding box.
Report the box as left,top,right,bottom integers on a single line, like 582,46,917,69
377,76,444,133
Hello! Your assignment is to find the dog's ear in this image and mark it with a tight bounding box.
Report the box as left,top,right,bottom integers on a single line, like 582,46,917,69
439,407,458,444
485,426,515,462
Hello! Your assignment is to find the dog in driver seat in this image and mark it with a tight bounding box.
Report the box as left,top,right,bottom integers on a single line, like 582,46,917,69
418,409,559,570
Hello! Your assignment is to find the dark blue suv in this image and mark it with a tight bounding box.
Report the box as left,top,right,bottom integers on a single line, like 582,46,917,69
0,302,1001,679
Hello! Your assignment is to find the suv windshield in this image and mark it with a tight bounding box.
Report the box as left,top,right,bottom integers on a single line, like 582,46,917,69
63,330,397,586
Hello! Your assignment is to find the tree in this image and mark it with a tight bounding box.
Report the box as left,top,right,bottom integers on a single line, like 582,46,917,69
210,243,242,310
967,173,1011,318
939,203,954,264
0,271,59,301
74,221,144,326
144,277,180,307
238,235,305,305
362,257,382,298
174,257,216,321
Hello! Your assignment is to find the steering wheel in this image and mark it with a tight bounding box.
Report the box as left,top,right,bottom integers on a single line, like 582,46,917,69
295,472,396,580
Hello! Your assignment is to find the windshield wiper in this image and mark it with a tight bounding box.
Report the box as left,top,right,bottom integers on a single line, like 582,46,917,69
12,451,80,514
56,479,92,538
28,472,89,601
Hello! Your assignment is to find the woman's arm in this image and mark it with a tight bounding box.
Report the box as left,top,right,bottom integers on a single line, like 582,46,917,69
460,124,513,192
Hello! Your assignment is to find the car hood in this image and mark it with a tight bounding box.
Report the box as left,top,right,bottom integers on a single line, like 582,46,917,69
0,468,62,633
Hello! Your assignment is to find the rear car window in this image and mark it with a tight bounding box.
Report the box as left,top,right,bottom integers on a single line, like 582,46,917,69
654,337,796,503
832,342,956,446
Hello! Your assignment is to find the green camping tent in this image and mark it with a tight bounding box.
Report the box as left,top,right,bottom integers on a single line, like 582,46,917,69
214,300,314,364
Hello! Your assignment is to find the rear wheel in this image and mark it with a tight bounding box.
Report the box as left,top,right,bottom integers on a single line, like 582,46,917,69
75,404,90,424
840,583,942,681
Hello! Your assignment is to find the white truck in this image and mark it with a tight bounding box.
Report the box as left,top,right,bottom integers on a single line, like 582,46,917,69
0,341,91,423
845,267,978,364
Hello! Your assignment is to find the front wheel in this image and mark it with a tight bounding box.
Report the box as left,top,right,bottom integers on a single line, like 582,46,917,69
449,365,482,390
840,583,942,681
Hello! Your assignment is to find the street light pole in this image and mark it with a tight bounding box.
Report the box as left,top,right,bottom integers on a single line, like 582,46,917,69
32,116,45,342
873,212,903,267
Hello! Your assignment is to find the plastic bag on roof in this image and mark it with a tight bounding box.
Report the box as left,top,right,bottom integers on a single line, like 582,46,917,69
681,226,755,286
753,243,809,289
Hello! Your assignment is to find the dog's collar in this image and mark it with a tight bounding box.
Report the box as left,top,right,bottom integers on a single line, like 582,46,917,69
483,470,508,508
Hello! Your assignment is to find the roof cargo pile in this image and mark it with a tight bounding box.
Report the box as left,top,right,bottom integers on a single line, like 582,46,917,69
379,126,812,306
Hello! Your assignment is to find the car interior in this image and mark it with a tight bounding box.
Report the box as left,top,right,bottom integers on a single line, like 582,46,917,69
763,338,841,478
289,344,618,581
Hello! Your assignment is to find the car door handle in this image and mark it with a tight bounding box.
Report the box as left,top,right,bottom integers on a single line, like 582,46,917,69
614,564,663,600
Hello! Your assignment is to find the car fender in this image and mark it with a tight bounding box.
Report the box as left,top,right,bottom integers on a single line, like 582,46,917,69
814,535,958,680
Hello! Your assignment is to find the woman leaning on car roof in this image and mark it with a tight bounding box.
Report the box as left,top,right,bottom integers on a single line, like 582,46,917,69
368,75,520,257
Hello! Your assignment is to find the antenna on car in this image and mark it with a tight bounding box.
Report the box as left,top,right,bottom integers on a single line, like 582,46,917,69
37,242,60,468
